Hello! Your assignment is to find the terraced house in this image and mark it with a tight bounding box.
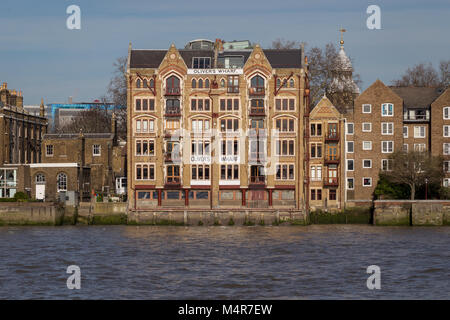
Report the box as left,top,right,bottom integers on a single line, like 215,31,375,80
127,39,309,211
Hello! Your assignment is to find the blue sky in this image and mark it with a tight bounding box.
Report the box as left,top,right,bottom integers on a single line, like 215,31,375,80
0,0,449,105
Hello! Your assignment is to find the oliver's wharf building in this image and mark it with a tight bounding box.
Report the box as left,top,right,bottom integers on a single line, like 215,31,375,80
126,39,311,211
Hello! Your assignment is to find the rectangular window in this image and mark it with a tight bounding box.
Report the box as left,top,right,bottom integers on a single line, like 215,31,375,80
444,143,450,155
136,164,155,180
363,177,372,187
414,144,426,152
220,165,239,180
93,144,101,156
414,126,426,138
346,123,354,135
403,144,408,152
362,159,372,168
382,141,394,153
403,126,408,138
219,98,239,111
135,98,155,112
444,161,450,173
381,159,393,171
444,125,450,137
191,165,210,180
347,159,354,171
275,118,295,132
276,139,295,156
275,164,295,180
310,123,322,136
363,141,372,151
362,123,372,132
192,57,211,69
362,104,371,113
444,107,450,120
275,98,295,111
329,189,337,201
382,103,394,116
381,122,394,135
347,178,354,190
310,143,322,158
46,145,54,156
311,189,316,201
347,141,354,153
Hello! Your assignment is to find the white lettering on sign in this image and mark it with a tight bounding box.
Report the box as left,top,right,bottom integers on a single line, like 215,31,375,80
187,69,243,75
220,155,240,163
190,156,211,163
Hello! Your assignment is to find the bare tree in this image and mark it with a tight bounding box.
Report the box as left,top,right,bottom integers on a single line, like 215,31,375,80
392,60,450,87
270,38,300,50
380,151,443,200
56,106,111,134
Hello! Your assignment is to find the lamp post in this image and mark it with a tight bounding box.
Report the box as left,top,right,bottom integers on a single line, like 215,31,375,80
425,178,428,200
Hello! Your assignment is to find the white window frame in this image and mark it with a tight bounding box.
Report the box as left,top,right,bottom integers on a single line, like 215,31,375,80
444,178,450,188
347,178,354,190
381,103,394,117
381,159,393,171
414,144,426,152
346,123,354,135
444,143,450,155
444,125,450,137
444,107,450,120
92,144,101,157
362,104,371,114
362,141,372,151
403,126,408,138
46,145,54,157
362,159,372,169
347,159,354,171
362,122,372,132
381,122,394,135
444,161,450,173
403,144,408,152
362,177,372,187
382,141,394,153
346,141,354,153
414,126,426,138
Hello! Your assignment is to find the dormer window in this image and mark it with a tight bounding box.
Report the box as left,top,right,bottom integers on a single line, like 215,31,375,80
192,57,211,69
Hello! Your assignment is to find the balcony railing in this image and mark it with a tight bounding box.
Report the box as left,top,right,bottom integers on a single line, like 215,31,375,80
249,107,265,116
165,106,181,116
324,154,340,164
165,87,181,96
165,177,181,186
227,86,239,93
403,113,430,121
323,177,339,187
250,176,266,184
249,87,265,96
249,153,265,162
164,152,181,162
325,131,339,142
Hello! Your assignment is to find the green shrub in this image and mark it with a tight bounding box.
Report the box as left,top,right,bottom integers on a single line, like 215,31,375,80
14,192,29,201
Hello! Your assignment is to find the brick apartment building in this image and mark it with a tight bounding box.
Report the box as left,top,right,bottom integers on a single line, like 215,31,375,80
127,39,309,210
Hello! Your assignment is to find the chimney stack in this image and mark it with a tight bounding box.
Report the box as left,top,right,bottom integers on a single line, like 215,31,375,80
40,98,45,117
68,96,73,104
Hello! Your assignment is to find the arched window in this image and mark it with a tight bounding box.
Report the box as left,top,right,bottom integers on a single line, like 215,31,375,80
220,79,225,88
136,79,141,88
283,79,287,87
205,79,210,88
251,75,265,88
166,76,180,94
57,173,67,192
289,79,295,88
143,79,148,88
36,174,45,184
198,79,203,89
192,79,197,88
149,78,154,88
276,79,281,88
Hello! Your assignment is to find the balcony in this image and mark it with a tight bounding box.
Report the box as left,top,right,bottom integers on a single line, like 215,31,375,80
164,152,181,163
403,110,430,122
325,131,339,142
249,87,265,96
164,130,181,138
249,106,265,116
250,176,266,184
165,177,181,188
165,106,181,117
324,154,340,165
323,177,339,187
165,87,181,96
249,152,265,162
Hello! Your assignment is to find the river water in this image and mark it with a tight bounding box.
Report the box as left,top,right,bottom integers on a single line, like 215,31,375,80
0,225,448,299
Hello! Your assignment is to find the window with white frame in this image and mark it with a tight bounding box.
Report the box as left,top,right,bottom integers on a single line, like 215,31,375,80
362,122,372,132
347,178,354,190
381,159,393,171
347,159,354,171
403,126,408,138
381,122,394,135
57,173,67,192
381,103,394,116
362,104,371,113
136,140,155,156
414,126,426,138
382,141,394,153
444,178,450,187
135,164,155,180
444,161,450,173
310,165,322,181
444,107,450,120
363,141,372,151
363,177,372,187
414,144,426,152
444,125,450,137
362,159,372,168
93,144,101,156
444,143,450,155
46,145,54,156
403,144,408,152
346,123,354,135
276,164,295,180
347,141,354,153
135,119,155,133
191,165,210,180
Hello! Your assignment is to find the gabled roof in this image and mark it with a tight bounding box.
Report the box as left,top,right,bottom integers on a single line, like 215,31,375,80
130,48,302,69
389,87,445,109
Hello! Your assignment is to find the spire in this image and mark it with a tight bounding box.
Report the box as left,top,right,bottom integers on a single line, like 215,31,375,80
339,28,346,48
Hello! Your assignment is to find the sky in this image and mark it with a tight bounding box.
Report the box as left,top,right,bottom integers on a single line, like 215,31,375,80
0,0,449,105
